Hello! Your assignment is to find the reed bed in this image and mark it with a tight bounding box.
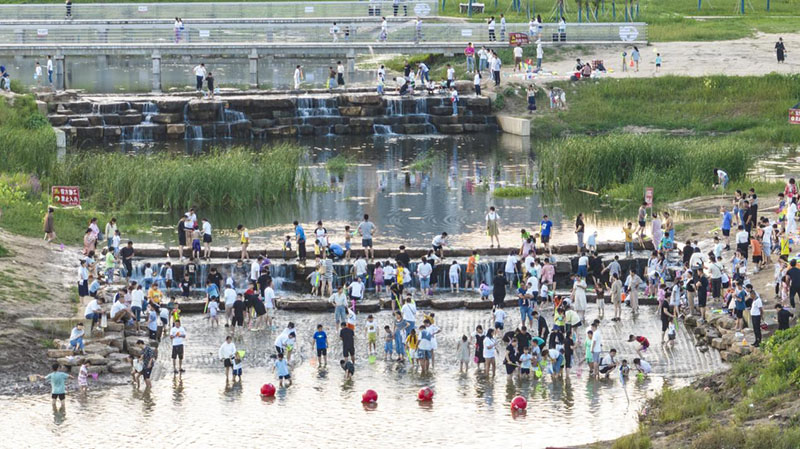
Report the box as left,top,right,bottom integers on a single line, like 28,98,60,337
53,144,304,210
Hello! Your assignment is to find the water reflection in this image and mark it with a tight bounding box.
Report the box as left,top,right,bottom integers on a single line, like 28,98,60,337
78,133,707,249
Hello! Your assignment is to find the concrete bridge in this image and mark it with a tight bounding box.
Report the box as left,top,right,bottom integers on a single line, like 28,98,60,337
1,41,503,92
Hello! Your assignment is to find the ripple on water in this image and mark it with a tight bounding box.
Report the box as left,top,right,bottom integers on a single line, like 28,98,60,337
1,306,724,447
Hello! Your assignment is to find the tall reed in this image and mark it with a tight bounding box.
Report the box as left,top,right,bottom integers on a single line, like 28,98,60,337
0,95,57,176
53,144,304,210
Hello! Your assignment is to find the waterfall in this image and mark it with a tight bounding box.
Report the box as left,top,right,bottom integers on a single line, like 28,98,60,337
121,102,159,142
183,102,204,141
385,97,403,116
296,97,340,118
372,124,396,135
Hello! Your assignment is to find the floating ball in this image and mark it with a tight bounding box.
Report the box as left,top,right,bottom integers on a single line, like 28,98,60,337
418,386,434,401
511,396,528,411
361,389,378,403
260,383,276,397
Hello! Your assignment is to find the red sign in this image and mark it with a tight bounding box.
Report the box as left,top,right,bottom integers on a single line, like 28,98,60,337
509,32,530,46
790,107,800,125
51,186,81,207
644,187,654,207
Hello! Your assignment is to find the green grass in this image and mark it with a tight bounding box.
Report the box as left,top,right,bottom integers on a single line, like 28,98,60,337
325,154,353,176
52,145,304,210
0,243,9,257
406,150,442,172
611,430,651,449
533,75,800,141
538,133,761,200
651,387,720,424
0,95,57,177
493,186,534,197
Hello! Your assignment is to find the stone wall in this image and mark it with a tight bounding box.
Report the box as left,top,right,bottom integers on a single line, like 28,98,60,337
39,90,497,145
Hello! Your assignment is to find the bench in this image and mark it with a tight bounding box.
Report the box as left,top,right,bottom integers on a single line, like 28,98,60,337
459,2,485,13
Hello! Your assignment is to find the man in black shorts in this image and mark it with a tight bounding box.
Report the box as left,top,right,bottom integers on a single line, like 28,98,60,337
339,322,355,363
696,270,709,323
170,320,187,374
120,240,135,282
138,339,156,389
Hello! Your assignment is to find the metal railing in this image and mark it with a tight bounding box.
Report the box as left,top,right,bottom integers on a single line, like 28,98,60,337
0,22,646,45
0,1,437,20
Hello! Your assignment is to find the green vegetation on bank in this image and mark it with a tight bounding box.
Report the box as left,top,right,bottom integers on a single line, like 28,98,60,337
54,145,304,210
535,75,800,199
611,326,800,449
534,75,800,141
0,94,306,244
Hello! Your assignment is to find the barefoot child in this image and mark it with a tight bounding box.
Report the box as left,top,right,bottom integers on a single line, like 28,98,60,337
313,324,328,366
38,364,72,409
373,262,384,294
340,358,355,379
627,334,650,358
365,314,378,355
449,260,461,293
131,354,143,388
273,352,291,387
232,352,243,382
78,360,90,392
456,334,471,372
383,325,394,360
519,346,533,378
207,298,219,327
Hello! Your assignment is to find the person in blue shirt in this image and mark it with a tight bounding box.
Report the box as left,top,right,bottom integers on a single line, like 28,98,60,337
205,281,219,300
720,206,733,251
88,276,101,297
540,215,553,252
313,324,328,366
37,363,72,408
293,220,307,263
273,352,292,387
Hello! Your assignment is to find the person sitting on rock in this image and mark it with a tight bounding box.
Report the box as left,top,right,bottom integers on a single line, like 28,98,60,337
110,295,135,326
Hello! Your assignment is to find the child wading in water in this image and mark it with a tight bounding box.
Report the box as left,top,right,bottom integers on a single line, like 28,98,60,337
456,335,471,372
273,352,291,387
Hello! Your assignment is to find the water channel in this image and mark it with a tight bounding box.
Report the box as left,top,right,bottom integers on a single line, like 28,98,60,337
3,307,723,447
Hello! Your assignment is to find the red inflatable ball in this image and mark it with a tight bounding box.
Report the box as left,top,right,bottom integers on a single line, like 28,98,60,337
511,396,527,411
417,387,434,401
260,383,276,397
362,389,378,403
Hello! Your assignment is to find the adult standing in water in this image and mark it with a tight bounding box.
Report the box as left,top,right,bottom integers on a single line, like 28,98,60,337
775,37,786,64
177,215,187,262
492,269,507,308
575,213,585,253
357,214,376,262
485,206,500,248
43,207,56,243
294,220,307,264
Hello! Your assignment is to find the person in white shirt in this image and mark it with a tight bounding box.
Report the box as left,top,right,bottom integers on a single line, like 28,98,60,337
735,225,750,258
446,64,455,88
431,232,449,258
170,320,187,374
201,218,212,260
263,278,277,328
487,17,496,42
634,357,652,375
483,328,497,376
352,254,368,282
400,296,417,336
218,335,237,381
223,286,237,326
473,72,482,97
492,306,507,330
349,278,364,303
504,252,518,291
499,14,507,41
417,257,433,299
448,261,461,293
330,285,348,326
293,65,304,90
513,45,523,72
193,63,206,91
330,22,340,42
46,55,53,85
536,41,543,71
83,298,103,331
250,257,261,283
748,285,763,347
380,17,388,41
590,321,603,378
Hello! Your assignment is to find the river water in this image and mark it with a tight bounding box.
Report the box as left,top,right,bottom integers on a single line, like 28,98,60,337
99,132,697,249
2,306,723,447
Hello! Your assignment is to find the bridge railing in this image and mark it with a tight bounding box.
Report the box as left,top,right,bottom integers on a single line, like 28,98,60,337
0,22,646,45
0,1,437,20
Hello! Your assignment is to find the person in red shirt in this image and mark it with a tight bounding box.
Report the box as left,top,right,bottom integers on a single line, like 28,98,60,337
628,334,649,358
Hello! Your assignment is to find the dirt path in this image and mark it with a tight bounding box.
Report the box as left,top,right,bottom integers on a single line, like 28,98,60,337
506,32,800,83
0,230,80,393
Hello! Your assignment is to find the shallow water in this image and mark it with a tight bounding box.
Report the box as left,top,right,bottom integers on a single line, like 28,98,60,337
3,305,724,447
95,133,699,249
